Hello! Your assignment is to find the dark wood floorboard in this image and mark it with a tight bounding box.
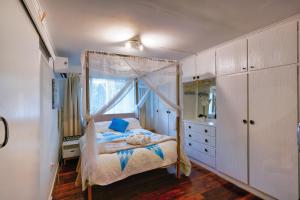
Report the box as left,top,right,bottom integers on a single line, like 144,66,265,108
52,159,261,200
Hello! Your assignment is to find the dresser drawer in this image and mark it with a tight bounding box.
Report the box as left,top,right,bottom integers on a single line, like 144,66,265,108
185,147,216,168
185,130,215,147
62,148,80,159
185,139,216,157
184,122,216,137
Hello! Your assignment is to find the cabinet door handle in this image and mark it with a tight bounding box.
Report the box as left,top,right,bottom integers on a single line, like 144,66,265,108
0,117,9,149
188,126,191,129
188,143,192,146
205,139,208,143
204,129,208,133
193,76,196,80
197,76,200,79
242,67,246,70
242,119,247,124
204,148,208,152
250,120,255,125
188,134,191,137
250,66,255,69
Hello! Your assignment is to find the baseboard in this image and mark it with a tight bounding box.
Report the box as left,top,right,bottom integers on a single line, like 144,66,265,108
190,158,275,200
48,164,59,200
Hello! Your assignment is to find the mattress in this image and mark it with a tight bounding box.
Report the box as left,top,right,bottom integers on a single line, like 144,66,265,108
79,128,177,189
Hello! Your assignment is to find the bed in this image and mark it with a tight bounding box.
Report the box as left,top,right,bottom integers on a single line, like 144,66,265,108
79,116,178,190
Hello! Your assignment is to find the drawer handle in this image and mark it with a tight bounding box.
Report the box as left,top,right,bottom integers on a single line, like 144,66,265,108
204,129,208,133
189,134,191,137
188,126,191,129
189,143,192,146
242,67,246,70
205,139,208,143
250,66,255,69
204,148,208,152
70,150,75,152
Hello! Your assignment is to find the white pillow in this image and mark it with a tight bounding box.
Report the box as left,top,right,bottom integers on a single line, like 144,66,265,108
94,121,111,133
124,118,142,130
94,118,141,133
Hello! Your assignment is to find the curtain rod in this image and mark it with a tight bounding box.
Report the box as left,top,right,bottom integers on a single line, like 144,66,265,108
86,50,177,63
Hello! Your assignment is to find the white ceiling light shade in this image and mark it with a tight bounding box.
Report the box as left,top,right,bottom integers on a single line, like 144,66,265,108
141,33,173,48
100,25,136,43
125,40,144,51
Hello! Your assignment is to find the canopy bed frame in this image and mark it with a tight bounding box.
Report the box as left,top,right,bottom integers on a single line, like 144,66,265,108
81,50,186,200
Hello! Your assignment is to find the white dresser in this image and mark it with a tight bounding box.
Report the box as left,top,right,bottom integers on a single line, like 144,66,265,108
184,120,216,168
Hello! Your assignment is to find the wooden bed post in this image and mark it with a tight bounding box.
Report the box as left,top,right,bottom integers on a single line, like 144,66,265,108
85,51,93,200
176,63,181,179
85,51,90,116
135,78,139,120
88,185,92,200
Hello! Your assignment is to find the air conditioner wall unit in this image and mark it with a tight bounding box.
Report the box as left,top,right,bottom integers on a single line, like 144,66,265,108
54,56,68,73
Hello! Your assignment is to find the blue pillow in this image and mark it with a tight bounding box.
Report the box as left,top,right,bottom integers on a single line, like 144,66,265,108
109,118,129,133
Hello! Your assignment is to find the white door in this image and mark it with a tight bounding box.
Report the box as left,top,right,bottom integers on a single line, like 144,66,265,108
248,21,297,71
0,1,40,200
196,49,216,78
216,73,248,183
181,55,196,82
216,39,247,76
249,65,298,200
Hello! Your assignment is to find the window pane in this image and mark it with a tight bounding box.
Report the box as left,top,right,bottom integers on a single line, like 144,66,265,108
89,78,134,114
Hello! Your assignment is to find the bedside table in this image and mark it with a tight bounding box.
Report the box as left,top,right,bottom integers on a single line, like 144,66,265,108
62,136,81,164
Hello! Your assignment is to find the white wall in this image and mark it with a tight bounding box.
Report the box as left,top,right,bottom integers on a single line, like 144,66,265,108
40,55,60,200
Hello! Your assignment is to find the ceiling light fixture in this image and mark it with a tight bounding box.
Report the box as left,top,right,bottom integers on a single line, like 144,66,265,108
125,40,144,51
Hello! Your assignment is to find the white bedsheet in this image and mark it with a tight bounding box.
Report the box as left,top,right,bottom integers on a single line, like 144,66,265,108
79,129,177,189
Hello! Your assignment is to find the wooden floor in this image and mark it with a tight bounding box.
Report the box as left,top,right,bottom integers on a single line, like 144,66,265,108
52,159,260,200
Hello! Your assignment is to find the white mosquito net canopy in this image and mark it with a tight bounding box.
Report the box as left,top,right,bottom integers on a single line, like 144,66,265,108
81,51,191,186
81,51,180,117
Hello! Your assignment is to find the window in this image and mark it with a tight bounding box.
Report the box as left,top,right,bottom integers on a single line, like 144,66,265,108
89,78,135,114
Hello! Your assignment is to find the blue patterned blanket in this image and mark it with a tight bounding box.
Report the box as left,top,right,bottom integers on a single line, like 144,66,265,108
96,129,175,171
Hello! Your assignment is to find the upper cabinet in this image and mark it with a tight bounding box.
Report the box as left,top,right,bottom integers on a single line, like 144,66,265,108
181,50,216,83
248,21,297,71
216,39,247,76
196,49,216,79
181,55,196,82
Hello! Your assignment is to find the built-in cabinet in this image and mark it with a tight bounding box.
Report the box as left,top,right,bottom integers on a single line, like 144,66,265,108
181,55,196,82
216,74,248,184
215,19,299,200
184,121,216,168
153,94,176,137
248,65,298,200
182,17,299,199
216,39,247,76
181,49,216,82
248,21,298,71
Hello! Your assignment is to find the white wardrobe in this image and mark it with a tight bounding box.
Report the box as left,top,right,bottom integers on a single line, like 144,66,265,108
216,20,299,200
0,1,59,200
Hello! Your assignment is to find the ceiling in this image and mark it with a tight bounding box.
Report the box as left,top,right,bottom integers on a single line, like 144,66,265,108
40,0,300,68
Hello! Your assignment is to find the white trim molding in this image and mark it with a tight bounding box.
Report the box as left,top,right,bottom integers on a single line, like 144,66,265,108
22,0,56,59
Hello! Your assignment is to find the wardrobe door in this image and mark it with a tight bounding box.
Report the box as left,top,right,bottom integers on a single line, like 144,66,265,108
249,65,298,200
181,55,196,83
216,39,247,76
248,21,297,71
216,73,248,183
196,49,216,78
